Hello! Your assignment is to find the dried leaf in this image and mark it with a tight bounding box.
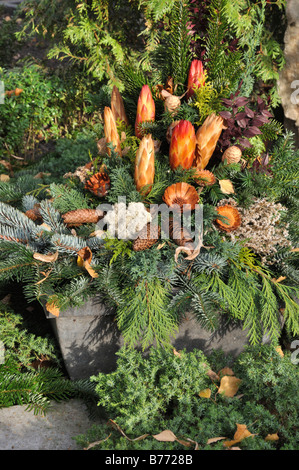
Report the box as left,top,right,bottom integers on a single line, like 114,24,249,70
0,174,10,182
218,367,234,376
223,424,255,447
207,437,227,444
84,261,99,278
33,251,58,263
45,300,60,317
218,376,242,397
219,179,235,195
173,348,181,358
153,430,177,442
108,420,149,442
77,247,98,278
275,346,284,357
271,276,286,283
78,247,93,264
265,433,279,441
199,388,211,399
206,368,220,382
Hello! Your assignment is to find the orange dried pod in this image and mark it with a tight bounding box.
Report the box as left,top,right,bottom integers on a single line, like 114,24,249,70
135,85,155,139
215,205,241,232
163,182,199,211
187,59,205,99
111,85,129,126
195,113,225,170
169,120,196,170
194,169,216,187
104,106,122,156
85,172,110,197
134,134,155,194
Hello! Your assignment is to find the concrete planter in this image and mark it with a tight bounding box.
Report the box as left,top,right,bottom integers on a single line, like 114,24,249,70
43,296,281,380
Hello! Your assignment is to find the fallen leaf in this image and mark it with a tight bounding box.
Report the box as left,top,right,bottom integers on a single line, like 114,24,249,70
218,376,242,397
199,388,211,399
153,430,177,442
219,179,235,195
265,433,279,441
275,346,284,357
173,348,181,358
0,174,10,182
46,300,60,317
78,246,93,264
223,423,255,447
207,437,227,444
39,223,52,232
271,276,286,283
218,367,234,376
77,247,98,278
84,262,99,278
33,251,58,263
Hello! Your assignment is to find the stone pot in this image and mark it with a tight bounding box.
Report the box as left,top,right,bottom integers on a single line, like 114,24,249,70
43,296,284,380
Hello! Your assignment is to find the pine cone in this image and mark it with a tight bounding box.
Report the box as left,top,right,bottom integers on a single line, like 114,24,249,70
62,209,104,227
85,172,110,197
25,204,42,222
132,223,160,251
169,218,193,247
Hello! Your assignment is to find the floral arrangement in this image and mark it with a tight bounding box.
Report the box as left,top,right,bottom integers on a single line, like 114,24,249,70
0,0,297,351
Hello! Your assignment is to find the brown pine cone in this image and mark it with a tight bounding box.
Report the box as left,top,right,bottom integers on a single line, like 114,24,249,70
133,223,160,251
62,209,104,227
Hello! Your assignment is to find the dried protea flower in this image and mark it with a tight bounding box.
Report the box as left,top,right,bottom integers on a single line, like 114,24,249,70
169,120,196,170
111,85,129,126
134,134,155,194
85,172,110,197
222,146,242,165
195,113,225,170
104,106,122,156
163,182,199,211
187,59,205,99
194,169,216,187
215,205,241,232
135,85,155,139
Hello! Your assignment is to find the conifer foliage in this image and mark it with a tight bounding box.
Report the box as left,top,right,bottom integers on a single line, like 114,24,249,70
0,0,297,351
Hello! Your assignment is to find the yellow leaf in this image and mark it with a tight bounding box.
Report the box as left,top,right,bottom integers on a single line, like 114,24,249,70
33,251,58,263
265,433,279,441
45,300,60,317
218,376,242,398
0,174,10,182
218,367,234,376
153,430,177,442
77,247,98,278
275,346,284,357
223,424,255,447
219,179,235,194
199,388,211,399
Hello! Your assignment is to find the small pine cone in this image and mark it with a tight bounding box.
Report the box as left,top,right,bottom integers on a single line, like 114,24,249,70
85,172,110,197
62,209,104,227
25,204,42,222
169,218,193,247
133,223,160,251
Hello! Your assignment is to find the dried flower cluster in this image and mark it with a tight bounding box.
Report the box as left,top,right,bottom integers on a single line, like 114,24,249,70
219,198,292,263
102,202,152,240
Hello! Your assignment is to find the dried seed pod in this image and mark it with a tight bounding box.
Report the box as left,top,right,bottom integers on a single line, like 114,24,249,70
222,146,242,165
194,169,216,187
132,223,160,251
85,172,110,197
169,218,193,248
163,182,199,211
215,205,241,232
62,209,104,227
25,204,42,222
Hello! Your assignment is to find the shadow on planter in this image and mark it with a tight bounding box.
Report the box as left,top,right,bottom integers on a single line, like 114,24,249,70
43,297,284,380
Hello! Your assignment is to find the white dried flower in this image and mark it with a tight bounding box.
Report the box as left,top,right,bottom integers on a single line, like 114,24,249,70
102,202,151,240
